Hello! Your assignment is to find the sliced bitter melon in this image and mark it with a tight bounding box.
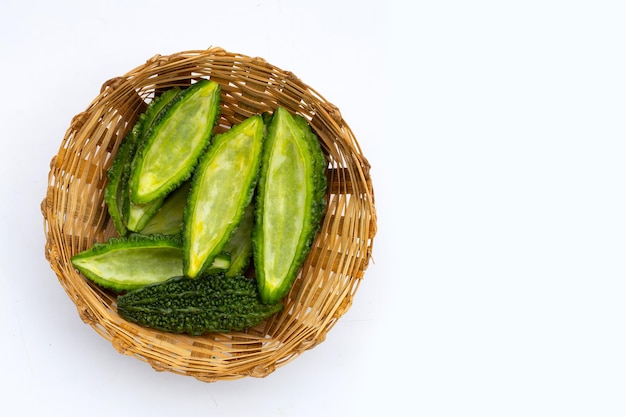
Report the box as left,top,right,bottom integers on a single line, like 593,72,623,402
104,87,181,235
253,107,327,305
117,273,283,335
223,202,255,277
138,181,191,236
125,195,166,232
125,88,182,232
70,234,230,292
104,127,138,236
183,114,265,278
129,80,221,204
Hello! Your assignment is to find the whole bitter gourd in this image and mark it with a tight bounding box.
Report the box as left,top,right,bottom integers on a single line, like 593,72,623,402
117,273,283,335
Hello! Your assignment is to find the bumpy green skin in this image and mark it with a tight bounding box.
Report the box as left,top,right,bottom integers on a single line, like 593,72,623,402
130,80,221,204
183,114,265,278
104,126,139,237
293,114,328,229
71,234,230,292
117,274,283,335
126,194,166,232
105,88,181,236
253,107,327,305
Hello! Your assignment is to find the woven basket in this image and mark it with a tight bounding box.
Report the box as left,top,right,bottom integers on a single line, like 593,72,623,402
41,47,376,382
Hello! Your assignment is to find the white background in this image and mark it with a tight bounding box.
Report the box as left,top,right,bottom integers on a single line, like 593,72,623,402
2,1,626,416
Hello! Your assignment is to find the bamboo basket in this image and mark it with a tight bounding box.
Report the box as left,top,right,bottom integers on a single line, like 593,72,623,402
41,47,376,382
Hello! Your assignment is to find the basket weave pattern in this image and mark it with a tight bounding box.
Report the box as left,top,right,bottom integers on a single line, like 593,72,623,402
41,47,376,382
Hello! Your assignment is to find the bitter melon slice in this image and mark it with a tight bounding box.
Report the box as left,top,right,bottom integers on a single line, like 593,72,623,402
129,80,221,204
253,107,327,305
138,181,191,236
70,234,230,292
125,195,166,232
223,202,255,277
183,114,265,278
104,128,137,236
104,87,181,235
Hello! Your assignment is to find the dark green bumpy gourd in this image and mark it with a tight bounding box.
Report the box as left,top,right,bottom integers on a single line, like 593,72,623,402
117,273,283,335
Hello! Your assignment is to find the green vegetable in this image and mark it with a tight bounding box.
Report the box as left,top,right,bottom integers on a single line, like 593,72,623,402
253,107,327,304
71,234,230,292
125,195,166,232
223,202,255,277
97,91,329,335
105,88,181,235
104,128,137,237
117,273,283,335
125,88,183,231
138,181,191,236
183,114,265,278
129,80,221,204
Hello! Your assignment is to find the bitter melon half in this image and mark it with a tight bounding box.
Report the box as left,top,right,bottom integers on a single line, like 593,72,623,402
137,181,191,236
104,87,181,235
129,80,221,205
253,107,327,305
223,202,255,277
183,114,265,278
71,234,230,292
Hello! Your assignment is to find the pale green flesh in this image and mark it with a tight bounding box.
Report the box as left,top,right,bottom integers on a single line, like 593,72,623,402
186,119,262,277
73,247,182,287
134,83,219,202
261,120,310,290
205,254,231,273
139,182,190,235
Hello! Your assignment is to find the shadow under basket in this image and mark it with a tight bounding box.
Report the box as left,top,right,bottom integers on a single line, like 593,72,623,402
41,47,377,382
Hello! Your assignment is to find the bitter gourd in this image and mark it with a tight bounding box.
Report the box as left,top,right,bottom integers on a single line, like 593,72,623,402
125,194,166,232
71,234,230,292
129,80,221,204
183,114,265,278
138,181,191,236
116,273,283,335
104,128,137,237
253,107,327,304
125,88,183,232
105,87,181,235
223,203,255,277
